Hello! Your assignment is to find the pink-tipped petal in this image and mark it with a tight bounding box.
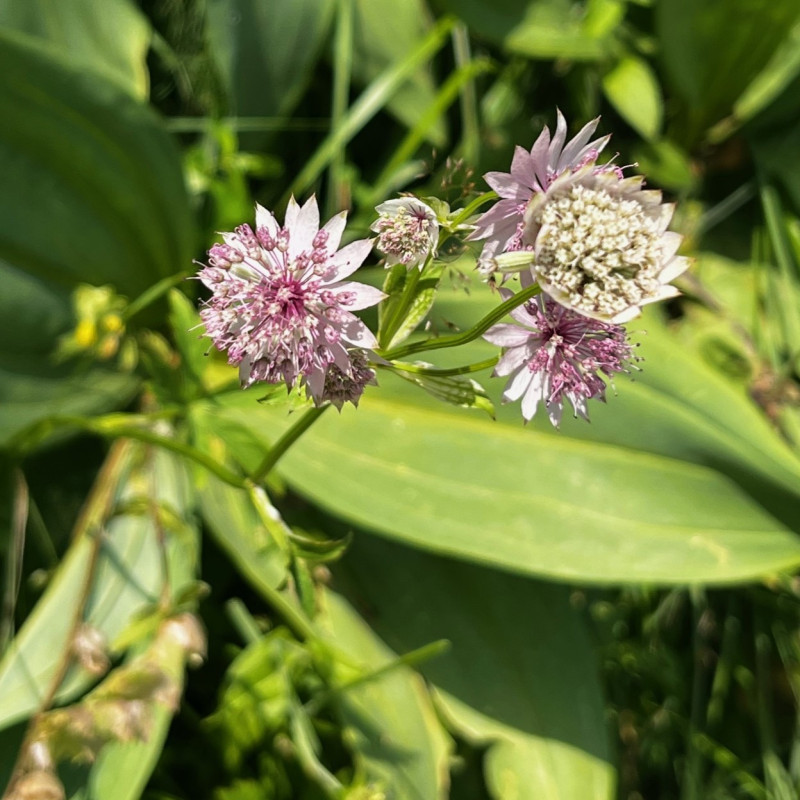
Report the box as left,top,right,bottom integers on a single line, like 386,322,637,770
334,282,386,310
322,210,348,252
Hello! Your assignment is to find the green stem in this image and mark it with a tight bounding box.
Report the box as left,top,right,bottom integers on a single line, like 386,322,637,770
327,0,354,217
226,598,263,645
250,405,329,483
123,271,191,322
10,413,246,489
378,262,423,349
382,357,498,377
452,22,480,165
380,281,541,361
449,190,497,230
305,639,450,715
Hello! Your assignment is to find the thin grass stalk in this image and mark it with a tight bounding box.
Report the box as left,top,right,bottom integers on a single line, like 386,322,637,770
327,0,354,217
284,15,458,203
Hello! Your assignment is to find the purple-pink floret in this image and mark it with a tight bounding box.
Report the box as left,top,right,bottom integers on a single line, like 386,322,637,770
320,349,376,410
468,110,613,269
198,196,384,404
483,290,637,427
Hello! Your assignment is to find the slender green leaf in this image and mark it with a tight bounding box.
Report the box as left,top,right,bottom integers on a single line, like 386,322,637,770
602,55,663,141
0,441,198,729
733,16,800,126
317,590,453,799
206,0,335,119
285,15,456,201
657,0,800,142
351,0,445,145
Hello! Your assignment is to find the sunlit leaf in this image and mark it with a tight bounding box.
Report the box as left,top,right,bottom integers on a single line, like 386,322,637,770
602,55,663,141
504,0,623,61
212,280,800,584
0,0,151,98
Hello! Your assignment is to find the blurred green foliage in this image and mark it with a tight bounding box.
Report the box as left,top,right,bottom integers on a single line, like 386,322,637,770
1,0,800,798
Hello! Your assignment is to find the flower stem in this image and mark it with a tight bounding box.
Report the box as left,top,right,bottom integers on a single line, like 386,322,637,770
448,190,497,230
378,261,423,349
382,357,498,377
251,405,329,483
380,281,541,361
123,271,191,322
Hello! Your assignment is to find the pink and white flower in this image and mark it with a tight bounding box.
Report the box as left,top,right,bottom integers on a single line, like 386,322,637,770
198,196,384,405
469,110,610,269
473,111,690,323
484,289,637,427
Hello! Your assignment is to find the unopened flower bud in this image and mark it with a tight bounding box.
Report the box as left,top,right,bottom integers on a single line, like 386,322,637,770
371,197,439,269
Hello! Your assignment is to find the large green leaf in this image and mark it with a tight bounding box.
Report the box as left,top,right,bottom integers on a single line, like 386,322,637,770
316,590,452,799
428,283,800,507
0,29,194,296
0,355,139,451
336,535,614,800
0,259,71,354
656,0,800,142
0,441,198,730
0,0,151,98
206,0,335,119
207,279,800,584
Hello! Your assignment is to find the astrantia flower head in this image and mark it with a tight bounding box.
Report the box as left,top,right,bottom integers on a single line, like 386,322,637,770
521,168,689,323
483,289,637,427
371,197,439,269
198,196,384,402
468,110,611,269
